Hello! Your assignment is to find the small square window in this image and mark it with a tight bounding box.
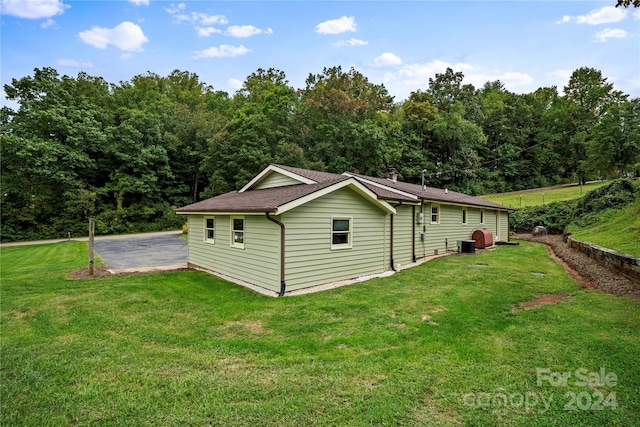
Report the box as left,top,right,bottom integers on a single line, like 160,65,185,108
331,217,352,249
204,217,215,243
431,205,440,224
231,217,245,249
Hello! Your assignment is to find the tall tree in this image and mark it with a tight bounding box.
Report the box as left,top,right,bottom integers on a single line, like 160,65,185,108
587,98,640,177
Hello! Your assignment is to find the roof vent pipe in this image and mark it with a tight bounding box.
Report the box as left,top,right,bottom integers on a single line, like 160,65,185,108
445,189,448,194
421,169,427,192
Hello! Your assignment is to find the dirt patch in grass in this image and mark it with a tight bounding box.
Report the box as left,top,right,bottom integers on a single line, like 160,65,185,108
514,233,640,301
67,266,190,279
222,320,273,336
512,293,566,312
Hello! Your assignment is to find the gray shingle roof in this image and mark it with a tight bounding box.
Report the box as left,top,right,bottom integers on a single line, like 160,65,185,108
272,164,344,183
176,165,514,213
176,177,349,213
347,173,513,210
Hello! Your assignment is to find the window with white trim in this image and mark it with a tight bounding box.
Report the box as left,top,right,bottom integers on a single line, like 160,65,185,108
231,217,245,249
431,205,440,224
331,217,352,249
204,217,215,243
462,208,468,225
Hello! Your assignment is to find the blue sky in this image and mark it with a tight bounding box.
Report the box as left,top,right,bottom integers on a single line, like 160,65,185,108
2,0,639,105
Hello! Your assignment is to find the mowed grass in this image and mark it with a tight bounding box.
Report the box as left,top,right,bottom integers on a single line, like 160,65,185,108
568,198,640,257
2,242,640,426
480,181,610,208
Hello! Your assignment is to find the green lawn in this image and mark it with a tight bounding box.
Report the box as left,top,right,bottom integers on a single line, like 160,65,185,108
2,242,639,426
480,181,610,209
568,199,640,257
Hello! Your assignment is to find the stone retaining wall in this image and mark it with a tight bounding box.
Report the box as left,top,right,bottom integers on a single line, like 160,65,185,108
566,237,640,283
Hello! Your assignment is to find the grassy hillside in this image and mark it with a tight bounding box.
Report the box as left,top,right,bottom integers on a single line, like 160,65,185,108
568,198,640,257
480,181,609,208
2,242,640,426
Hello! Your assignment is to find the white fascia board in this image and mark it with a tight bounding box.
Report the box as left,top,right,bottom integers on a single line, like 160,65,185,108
239,164,315,193
421,199,511,212
276,178,397,215
342,172,419,201
175,211,269,216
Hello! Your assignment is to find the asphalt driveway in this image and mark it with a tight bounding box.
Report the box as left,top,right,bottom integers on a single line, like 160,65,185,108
93,232,187,270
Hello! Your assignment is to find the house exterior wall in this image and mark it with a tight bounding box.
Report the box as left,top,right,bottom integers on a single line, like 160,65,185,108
186,214,281,292
417,203,508,256
281,187,388,291
254,173,302,189
393,204,415,266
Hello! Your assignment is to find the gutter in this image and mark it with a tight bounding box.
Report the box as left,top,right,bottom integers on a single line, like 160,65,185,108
266,213,286,297
412,205,417,263
390,202,403,271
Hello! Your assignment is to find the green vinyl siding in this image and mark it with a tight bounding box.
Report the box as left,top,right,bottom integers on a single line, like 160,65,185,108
498,211,509,242
282,187,387,291
393,204,414,266
254,172,303,189
419,203,507,255
186,214,281,292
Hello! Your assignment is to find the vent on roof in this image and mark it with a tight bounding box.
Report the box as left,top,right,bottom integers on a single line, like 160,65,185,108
388,168,397,183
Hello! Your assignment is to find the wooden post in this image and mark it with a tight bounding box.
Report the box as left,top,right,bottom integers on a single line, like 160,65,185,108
88,218,95,276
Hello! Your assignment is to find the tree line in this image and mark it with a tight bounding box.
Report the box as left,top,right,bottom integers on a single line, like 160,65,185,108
1,65,638,241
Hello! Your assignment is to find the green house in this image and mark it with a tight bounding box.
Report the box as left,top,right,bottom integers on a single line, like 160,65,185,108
176,165,513,296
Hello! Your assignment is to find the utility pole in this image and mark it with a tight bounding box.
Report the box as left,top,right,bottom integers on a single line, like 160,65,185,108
88,218,95,276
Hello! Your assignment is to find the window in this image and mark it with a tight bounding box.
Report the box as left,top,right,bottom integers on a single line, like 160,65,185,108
204,217,215,243
331,217,352,249
431,205,440,224
480,210,484,224
462,208,468,225
231,217,245,249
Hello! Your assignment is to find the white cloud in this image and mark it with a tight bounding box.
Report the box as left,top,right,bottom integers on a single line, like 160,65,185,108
228,78,243,90
595,28,628,42
165,3,185,15
464,71,533,88
41,18,55,28
372,60,534,98
165,3,228,36
316,16,356,34
376,59,477,90
197,27,221,37
192,44,250,59
57,58,94,68
79,22,148,52
129,0,149,5
559,6,627,25
548,69,573,79
1,0,68,19
225,25,273,38
333,38,368,47
634,10,640,21
374,52,402,67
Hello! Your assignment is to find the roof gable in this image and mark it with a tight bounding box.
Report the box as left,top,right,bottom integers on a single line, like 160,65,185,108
176,177,396,215
239,165,315,193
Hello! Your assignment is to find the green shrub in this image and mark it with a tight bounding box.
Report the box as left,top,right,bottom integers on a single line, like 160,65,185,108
511,201,575,234
512,179,638,233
